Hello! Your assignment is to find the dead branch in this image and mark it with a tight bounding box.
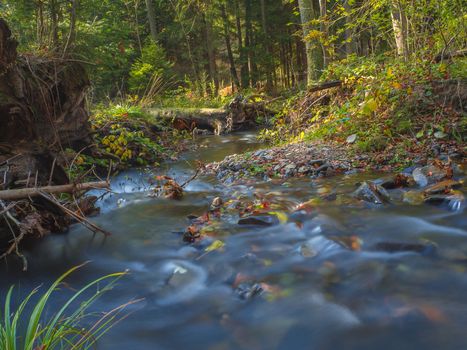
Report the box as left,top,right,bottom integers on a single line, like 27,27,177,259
0,181,109,201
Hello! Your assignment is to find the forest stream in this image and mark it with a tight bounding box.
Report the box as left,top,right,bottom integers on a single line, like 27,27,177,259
1,132,466,350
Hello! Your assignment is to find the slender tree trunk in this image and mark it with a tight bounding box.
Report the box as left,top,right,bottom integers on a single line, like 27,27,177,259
244,0,257,87
343,0,353,56
202,13,219,95
134,0,143,55
62,0,78,56
260,0,274,92
297,0,320,85
235,0,249,88
145,0,158,41
390,0,409,60
319,0,329,67
36,0,45,47
50,0,60,48
220,3,240,89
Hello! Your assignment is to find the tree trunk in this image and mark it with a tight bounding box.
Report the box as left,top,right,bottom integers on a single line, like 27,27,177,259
390,0,409,60
244,0,257,87
343,0,354,56
145,0,158,41
220,3,240,89
49,0,60,48
62,0,78,56
260,0,274,92
202,14,219,95
235,0,250,88
319,0,329,67
36,0,46,47
297,0,320,85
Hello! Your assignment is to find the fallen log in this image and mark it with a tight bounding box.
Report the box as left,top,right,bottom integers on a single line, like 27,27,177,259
308,80,342,93
0,181,109,201
434,49,467,63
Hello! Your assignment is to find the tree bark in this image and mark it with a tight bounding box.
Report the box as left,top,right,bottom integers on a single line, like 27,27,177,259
390,0,409,60
235,0,250,88
244,0,257,87
298,0,320,85
0,182,109,201
202,13,219,95
145,0,158,41
319,0,329,67
62,0,78,56
260,0,274,92
49,0,60,48
220,3,240,89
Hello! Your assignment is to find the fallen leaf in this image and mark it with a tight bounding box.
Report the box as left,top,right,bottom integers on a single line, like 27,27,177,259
205,239,225,252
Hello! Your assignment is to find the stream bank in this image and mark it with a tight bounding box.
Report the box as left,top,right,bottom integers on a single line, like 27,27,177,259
1,131,465,350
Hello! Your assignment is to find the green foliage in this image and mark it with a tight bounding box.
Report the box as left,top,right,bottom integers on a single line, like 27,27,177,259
263,53,465,165
90,102,166,167
128,41,173,94
0,265,128,350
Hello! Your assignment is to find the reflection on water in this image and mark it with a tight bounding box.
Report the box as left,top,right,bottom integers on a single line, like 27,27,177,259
1,132,466,350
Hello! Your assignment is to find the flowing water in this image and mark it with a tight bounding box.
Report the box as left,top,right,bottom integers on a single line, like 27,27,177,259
1,132,466,350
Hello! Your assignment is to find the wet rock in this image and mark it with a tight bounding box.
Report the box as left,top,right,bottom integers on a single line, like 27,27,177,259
434,131,448,139
210,197,223,210
403,190,425,205
412,165,447,187
423,179,462,195
298,166,309,174
372,241,437,256
353,181,390,205
424,191,465,209
314,163,332,174
284,164,297,177
298,236,343,258
375,173,413,189
238,215,280,226
235,283,264,300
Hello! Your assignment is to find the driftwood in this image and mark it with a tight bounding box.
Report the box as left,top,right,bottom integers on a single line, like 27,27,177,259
308,80,342,93
0,181,109,201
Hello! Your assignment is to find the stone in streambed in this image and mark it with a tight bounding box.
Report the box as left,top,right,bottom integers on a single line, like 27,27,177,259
375,173,413,189
372,241,437,255
238,215,280,226
424,191,465,209
423,179,462,195
353,181,390,205
403,190,425,205
412,165,447,187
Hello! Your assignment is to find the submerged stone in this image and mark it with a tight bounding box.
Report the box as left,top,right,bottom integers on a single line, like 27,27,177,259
238,215,280,226
412,165,447,187
353,181,390,205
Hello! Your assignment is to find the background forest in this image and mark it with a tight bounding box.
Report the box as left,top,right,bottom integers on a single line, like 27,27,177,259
2,0,465,102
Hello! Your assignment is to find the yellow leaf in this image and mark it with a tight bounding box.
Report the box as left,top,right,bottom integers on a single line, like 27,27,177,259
392,82,402,89
269,211,288,224
205,240,225,252
362,98,378,115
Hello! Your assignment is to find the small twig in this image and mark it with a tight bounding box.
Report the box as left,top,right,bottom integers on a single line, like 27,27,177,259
180,164,203,188
38,191,111,236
